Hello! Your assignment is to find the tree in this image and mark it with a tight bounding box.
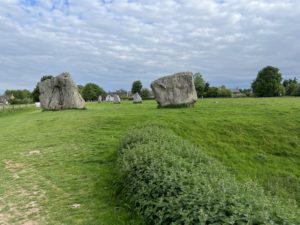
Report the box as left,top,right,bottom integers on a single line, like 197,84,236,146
240,88,252,97
292,84,300,96
5,89,33,104
205,86,232,98
283,78,298,96
131,80,142,94
251,66,284,97
81,83,106,101
77,85,84,94
193,73,206,97
115,89,128,98
140,88,150,99
32,75,53,102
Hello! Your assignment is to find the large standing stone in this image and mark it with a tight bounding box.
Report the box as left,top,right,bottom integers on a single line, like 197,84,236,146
39,72,85,110
113,94,121,104
98,95,102,103
106,95,114,102
151,72,197,107
133,93,142,104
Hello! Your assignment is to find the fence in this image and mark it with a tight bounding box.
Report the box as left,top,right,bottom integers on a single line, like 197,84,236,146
0,104,35,112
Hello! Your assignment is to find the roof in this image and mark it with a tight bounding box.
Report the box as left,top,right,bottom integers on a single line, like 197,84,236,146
230,88,240,93
0,95,9,103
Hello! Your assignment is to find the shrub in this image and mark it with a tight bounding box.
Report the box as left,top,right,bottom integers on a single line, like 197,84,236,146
292,84,300,96
81,83,106,101
251,66,284,97
205,86,232,98
117,125,299,225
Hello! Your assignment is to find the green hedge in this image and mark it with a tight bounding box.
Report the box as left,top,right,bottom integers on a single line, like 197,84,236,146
117,125,299,225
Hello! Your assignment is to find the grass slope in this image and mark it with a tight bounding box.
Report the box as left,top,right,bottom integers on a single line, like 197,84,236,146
0,98,299,224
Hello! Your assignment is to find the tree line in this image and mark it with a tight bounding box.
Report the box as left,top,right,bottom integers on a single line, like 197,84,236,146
1,66,299,104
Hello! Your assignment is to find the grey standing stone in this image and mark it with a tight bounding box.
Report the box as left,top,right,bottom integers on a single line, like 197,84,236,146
114,94,121,104
39,72,85,110
151,72,197,107
133,92,142,104
106,95,114,102
98,95,102,103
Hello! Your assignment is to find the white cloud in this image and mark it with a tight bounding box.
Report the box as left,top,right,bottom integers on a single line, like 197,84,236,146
0,0,300,93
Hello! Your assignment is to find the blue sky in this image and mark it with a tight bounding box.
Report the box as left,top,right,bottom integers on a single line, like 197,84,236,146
0,0,300,93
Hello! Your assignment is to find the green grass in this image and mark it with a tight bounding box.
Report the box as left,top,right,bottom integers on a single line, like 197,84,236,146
0,98,299,224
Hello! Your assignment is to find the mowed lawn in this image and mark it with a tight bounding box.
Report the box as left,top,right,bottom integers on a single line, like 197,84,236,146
0,98,299,224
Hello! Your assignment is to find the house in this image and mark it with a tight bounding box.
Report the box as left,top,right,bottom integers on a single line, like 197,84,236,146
230,87,240,94
230,88,246,97
0,94,15,104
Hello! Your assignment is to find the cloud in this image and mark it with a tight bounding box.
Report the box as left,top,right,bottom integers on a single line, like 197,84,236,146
0,0,300,93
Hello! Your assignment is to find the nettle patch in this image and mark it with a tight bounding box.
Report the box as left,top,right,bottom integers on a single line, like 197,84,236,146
116,125,299,225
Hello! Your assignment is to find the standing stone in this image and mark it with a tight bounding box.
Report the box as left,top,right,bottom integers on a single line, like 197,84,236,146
133,92,142,104
39,72,85,110
105,95,113,102
99,96,102,102
151,72,197,107
113,94,121,104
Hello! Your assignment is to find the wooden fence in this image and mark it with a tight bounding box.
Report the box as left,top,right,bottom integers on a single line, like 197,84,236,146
0,104,35,112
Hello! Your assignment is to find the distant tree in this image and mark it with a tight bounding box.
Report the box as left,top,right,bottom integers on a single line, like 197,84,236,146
31,86,40,102
140,88,150,99
217,86,232,97
240,88,252,97
205,86,232,98
5,89,31,100
115,89,128,98
77,85,84,94
204,82,210,93
32,75,53,102
283,78,298,96
206,87,219,98
193,73,206,97
131,80,142,94
5,89,33,104
292,84,300,96
41,75,53,82
251,66,284,97
81,83,106,101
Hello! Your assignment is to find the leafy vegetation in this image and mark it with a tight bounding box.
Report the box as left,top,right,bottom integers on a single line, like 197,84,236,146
4,89,33,104
206,85,232,98
252,66,284,97
0,98,300,224
140,88,151,99
81,83,106,101
117,125,299,224
131,80,143,94
193,73,206,97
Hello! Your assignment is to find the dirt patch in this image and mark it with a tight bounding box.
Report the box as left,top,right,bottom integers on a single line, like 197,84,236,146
22,221,39,225
1,163,47,225
4,160,25,173
0,213,10,225
71,203,81,209
27,150,41,156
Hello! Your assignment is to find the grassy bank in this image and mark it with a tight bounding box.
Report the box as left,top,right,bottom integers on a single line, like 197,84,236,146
0,98,299,224
117,125,299,224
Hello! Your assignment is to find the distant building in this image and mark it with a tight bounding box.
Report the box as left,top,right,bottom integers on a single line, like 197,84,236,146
230,87,240,94
0,94,15,104
230,87,246,97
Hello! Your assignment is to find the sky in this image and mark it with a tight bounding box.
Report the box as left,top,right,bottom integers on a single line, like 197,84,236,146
0,0,300,93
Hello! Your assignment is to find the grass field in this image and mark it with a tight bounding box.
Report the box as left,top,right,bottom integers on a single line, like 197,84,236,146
0,98,299,224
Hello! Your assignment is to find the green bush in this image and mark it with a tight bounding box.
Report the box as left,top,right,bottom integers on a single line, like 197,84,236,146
117,125,299,225
9,97,33,105
205,86,232,98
